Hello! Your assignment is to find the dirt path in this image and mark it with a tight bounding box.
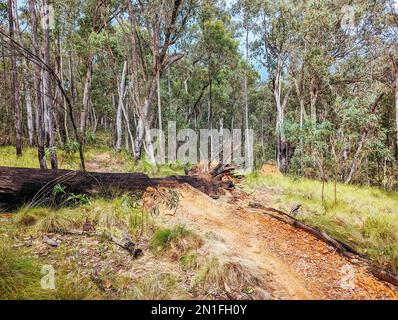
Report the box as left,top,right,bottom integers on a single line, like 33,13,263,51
83,155,397,299
164,184,397,300
85,153,115,172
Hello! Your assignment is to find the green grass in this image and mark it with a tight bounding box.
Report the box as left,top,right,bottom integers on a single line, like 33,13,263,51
0,145,96,169
0,143,190,178
0,241,101,300
180,251,200,271
14,194,152,239
0,241,51,299
150,225,202,258
244,173,398,273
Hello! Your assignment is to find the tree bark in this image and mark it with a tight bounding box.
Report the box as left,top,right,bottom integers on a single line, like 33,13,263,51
42,0,58,169
29,0,46,169
309,78,318,122
115,61,127,151
80,55,94,134
13,0,34,147
273,64,291,173
243,15,252,171
394,62,398,156
0,166,234,206
8,0,22,157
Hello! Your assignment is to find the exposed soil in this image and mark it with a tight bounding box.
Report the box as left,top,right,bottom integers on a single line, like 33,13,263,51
85,153,126,173
156,184,398,300
68,155,398,299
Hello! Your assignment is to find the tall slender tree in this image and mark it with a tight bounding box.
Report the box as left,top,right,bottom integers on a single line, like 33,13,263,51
7,0,22,156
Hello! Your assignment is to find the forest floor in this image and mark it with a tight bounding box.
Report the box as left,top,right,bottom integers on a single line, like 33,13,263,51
1,148,398,299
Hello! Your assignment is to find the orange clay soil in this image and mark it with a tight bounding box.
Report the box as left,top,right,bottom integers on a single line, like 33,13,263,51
150,184,398,300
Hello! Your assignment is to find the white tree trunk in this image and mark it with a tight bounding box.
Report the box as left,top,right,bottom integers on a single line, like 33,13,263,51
29,0,46,168
115,61,127,151
157,69,164,157
25,83,34,146
42,0,58,168
395,67,398,154
13,0,34,147
80,55,93,134
244,21,252,171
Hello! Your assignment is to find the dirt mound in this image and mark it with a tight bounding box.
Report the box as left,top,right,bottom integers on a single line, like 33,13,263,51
261,164,283,177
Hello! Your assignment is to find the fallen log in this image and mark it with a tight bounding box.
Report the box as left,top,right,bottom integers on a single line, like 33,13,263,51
0,166,234,206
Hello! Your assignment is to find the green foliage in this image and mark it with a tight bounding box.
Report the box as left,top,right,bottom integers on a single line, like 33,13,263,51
85,130,96,144
51,184,91,207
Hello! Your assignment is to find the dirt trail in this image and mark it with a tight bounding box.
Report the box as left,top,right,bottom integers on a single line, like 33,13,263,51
85,152,130,173
165,184,398,300
85,155,397,299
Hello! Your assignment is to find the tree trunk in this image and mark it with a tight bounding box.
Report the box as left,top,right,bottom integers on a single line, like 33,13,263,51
243,18,252,171
24,82,34,146
13,0,34,147
42,0,58,169
8,0,22,157
0,166,234,206
29,0,46,169
133,80,157,160
157,67,164,158
394,65,398,156
121,98,135,153
273,65,291,173
115,61,127,151
80,55,94,134
310,78,318,122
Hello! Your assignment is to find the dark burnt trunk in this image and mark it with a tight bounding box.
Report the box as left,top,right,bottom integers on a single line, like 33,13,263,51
0,166,235,206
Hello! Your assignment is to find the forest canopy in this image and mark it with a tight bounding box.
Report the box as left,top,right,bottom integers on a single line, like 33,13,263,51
0,0,397,189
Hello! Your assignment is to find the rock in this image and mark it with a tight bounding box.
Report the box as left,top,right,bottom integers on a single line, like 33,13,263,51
43,235,60,247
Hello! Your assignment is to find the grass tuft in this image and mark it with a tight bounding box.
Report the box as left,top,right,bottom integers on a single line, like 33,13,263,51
0,242,49,299
191,256,269,299
126,273,187,300
150,225,202,259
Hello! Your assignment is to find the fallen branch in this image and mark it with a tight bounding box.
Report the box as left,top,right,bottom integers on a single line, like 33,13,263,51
58,228,143,258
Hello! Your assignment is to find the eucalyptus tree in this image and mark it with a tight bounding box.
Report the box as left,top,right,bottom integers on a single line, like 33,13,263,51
28,0,47,168
124,0,196,163
7,0,22,156
251,0,296,173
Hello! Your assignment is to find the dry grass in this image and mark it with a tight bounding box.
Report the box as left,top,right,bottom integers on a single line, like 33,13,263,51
150,225,203,259
244,173,398,273
125,273,188,300
190,255,270,299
